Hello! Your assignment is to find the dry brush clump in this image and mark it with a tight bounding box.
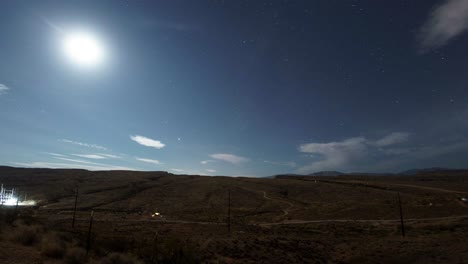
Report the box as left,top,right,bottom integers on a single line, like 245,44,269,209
64,247,87,264
40,232,67,258
9,223,43,246
100,252,143,264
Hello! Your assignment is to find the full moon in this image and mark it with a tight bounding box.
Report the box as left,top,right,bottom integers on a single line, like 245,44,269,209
63,32,105,67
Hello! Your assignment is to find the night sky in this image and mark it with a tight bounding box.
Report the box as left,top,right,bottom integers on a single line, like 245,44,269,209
1,0,468,176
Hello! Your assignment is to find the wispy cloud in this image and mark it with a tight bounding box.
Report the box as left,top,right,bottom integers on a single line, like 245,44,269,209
419,0,468,51
210,153,249,165
200,160,215,165
264,160,297,168
97,153,121,159
59,139,107,150
72,154,107,159
130,135,165,149
205,169,216,173
11,160,136,171
43,152,67,157
297,132,410,173
136,157,163,165
169,168,210,176
372,132,410,147
0,84,10,95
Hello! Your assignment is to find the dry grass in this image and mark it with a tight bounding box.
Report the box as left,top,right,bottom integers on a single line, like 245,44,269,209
64,247,87,264
100,252,142,264
9,224,43,246
40,232,66,258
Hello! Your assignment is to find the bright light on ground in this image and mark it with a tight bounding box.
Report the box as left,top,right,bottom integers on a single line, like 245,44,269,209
1,197,36,206
3,197,18,206
63,32,105,67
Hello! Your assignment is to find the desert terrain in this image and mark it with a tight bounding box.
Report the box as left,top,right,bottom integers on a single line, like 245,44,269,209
0,166,467,263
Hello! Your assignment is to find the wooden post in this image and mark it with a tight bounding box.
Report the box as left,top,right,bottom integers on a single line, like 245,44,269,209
14,198,19,215
153,232,159,262
86,211,94,255
227,189,231,234
72,186,79,229
398,192,405,237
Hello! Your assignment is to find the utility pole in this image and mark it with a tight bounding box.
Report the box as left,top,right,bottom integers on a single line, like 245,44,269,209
397,192,405,237
227,189,231,234
72,186,79,229
86,211,94,255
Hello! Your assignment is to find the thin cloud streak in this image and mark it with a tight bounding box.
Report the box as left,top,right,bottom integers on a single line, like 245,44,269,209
72,154,107,159
372,132,410,147
11,161,136,171
43,152,67,157
59,139,107,150
136,157,163,165
97,153,121,158
210,153,249,165
264,160,297,168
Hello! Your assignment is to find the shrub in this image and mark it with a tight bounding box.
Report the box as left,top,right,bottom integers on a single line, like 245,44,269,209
64,247,87,264
101,252,142,264
158,238,200,264
41,232,66,258
10,224,42,246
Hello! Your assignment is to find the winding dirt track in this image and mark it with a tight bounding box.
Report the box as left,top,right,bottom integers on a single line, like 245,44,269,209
56,214,468,227
259,215,468,226
261,190,294,217
386,183,468,194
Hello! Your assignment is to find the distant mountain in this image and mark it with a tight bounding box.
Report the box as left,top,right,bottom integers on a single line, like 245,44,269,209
348,172,395,176
308,171,344,176
399,167,454,175
268,173,303,178
271,171,345,178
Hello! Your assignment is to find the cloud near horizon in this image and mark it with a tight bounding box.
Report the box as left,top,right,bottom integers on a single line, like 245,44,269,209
210,153,249,165
130,135,165,149
11,154,136,171
419,0,468,51
297,132,410,173
264,160,297,168
136,157,163,165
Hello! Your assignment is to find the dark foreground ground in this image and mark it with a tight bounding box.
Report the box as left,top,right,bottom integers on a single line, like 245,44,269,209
0,166,467,263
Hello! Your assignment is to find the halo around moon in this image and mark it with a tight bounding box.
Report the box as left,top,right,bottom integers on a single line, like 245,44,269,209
63,32,105,67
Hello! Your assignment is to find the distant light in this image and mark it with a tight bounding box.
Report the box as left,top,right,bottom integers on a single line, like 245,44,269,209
151,211,161,217
3,197,17,206
63,32,105,67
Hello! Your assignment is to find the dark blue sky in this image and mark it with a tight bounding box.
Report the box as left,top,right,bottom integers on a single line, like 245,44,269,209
1,0,467,176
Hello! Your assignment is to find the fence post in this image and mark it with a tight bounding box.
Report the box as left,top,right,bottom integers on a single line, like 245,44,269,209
86,211,94,255
72,186,79,229
227,189,231,234
397,192,405,237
